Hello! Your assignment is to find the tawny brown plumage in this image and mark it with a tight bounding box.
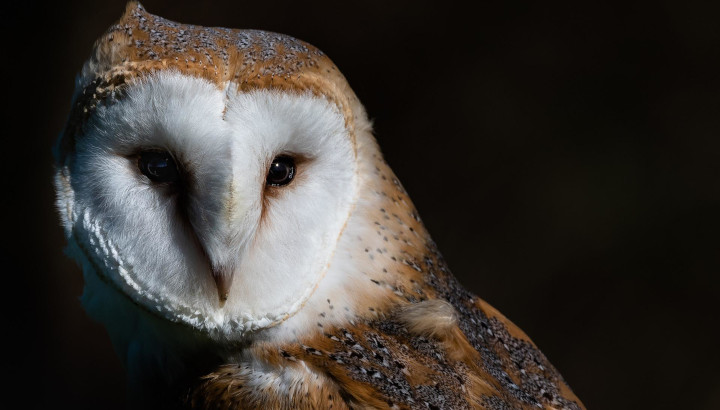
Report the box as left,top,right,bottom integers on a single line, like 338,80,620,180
57,3,584,409
188,149,584,409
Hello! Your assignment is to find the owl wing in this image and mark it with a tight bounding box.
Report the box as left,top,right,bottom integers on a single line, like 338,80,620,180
187,270,584,409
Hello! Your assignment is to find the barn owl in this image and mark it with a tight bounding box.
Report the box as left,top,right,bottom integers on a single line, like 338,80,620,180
54,3,584,409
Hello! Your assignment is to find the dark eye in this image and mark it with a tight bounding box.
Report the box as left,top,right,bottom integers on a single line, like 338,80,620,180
266,156,295,187
138,150,180,183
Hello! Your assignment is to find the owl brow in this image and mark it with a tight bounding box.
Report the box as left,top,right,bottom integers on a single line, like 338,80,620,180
56,74,130,165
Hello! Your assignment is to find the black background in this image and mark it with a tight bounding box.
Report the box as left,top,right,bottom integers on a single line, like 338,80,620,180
3,1,719,408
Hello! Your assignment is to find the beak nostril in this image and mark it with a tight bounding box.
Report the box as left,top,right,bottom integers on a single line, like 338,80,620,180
211,265,234,307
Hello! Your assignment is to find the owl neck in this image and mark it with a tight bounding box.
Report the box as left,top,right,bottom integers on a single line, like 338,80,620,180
263,133,441,343
68,239,226,406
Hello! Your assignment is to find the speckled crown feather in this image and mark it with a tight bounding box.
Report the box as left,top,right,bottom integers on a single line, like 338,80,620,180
57,1,362,164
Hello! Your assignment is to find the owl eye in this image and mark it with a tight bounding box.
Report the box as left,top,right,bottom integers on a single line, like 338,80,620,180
266,156,296,187
138,150,180,183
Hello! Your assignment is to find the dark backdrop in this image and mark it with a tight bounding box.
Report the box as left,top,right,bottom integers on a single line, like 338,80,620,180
3,1,719,408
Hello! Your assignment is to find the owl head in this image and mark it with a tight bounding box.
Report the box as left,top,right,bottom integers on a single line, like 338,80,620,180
55,2,384,340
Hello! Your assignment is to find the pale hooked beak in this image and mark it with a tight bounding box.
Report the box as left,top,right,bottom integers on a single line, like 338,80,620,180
211,265,234,307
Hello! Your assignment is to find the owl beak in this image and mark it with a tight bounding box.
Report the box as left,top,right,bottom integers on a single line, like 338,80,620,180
211,266,234,307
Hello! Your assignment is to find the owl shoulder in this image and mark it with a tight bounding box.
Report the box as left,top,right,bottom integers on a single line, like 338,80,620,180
187,294,583,409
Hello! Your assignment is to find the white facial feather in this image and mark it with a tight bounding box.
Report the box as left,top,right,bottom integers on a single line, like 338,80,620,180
56,72,358,339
